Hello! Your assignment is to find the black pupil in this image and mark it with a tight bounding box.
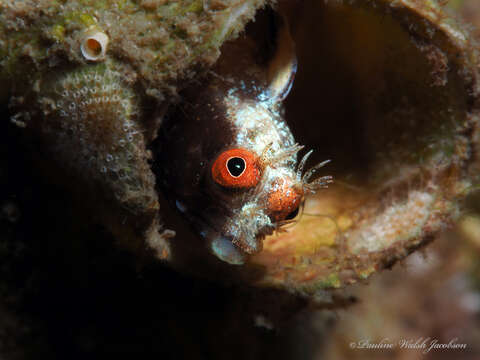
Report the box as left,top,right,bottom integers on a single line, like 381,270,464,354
285,206,300,220
227,157,246,177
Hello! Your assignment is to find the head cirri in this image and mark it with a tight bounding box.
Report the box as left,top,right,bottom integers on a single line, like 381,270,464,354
156,14,332,265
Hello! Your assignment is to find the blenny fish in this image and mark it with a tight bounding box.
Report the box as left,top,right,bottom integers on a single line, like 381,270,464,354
157,15,332,265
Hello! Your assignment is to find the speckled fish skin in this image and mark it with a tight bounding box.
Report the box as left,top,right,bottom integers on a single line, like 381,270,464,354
156,16,305,265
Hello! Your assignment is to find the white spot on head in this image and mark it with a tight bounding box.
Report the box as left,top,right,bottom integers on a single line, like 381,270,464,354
224,89,294,158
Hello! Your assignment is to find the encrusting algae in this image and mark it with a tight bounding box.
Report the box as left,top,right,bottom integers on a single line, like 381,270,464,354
1,0,480,300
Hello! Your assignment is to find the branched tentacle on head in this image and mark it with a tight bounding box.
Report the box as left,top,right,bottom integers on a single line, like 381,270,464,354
260,142,305,168
296,149,333,194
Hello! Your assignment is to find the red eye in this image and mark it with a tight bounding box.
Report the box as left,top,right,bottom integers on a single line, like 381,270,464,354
211,148,261,188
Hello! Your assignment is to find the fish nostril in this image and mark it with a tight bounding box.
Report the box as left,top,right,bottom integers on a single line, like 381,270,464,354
284,206,299,221
267,181,303,222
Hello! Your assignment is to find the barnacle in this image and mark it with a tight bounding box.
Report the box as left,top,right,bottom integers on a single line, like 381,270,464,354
80,26,109,62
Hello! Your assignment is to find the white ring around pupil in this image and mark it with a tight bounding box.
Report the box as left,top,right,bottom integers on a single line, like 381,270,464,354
226,156,246,178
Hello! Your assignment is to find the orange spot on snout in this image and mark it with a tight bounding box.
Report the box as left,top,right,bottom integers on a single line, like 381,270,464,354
267,181,303,222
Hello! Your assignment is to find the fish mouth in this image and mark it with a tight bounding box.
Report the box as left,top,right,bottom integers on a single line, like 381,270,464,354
189,205,275,264
210,236,247,265
209,229,273,265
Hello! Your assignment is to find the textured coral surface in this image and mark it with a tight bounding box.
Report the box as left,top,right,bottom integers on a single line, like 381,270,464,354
0,0,265,95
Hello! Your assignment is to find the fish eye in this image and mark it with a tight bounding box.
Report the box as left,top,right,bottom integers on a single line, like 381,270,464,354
212,148,261,188
227,157,246,177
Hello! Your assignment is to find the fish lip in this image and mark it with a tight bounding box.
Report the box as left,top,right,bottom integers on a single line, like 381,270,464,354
210,230,269,265
210,235,247,265
205,227,273,264
196,213,274,263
